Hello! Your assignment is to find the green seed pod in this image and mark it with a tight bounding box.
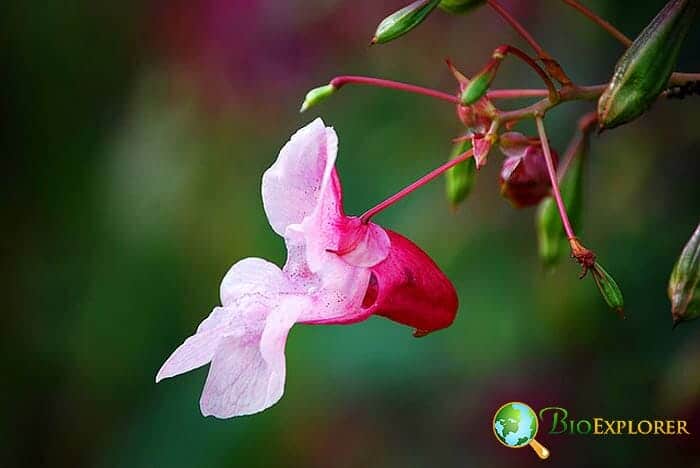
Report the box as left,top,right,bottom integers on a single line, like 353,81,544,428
591,262,625,317
445,138,476,207
372,0,442,44
598,0,698,129
535,146,585,267
299,84,336,113
668,223,700,326
439,0,486,14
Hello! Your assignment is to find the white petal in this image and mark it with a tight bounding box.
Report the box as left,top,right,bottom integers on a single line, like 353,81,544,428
220,257,292,310
156,321,225,382
261,118,339,236
196,306,229,333
198,297,307,418
338,222,391,268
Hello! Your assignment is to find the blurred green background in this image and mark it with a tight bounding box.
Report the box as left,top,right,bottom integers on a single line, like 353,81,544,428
2,1,699,467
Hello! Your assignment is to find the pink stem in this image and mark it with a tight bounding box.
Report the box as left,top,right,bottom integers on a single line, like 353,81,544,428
330,76,460,105
561,0,632,47
487,88,549,99
487,0,547,57
499,45,559,102
535,116,575,240
360,148,475,223
557,111,597,181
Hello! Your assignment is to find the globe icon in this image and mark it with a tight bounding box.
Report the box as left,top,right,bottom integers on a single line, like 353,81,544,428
493,402,550,459
493,402,538,447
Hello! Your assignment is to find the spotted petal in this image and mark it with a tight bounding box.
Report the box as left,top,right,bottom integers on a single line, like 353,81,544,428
199,296,308,418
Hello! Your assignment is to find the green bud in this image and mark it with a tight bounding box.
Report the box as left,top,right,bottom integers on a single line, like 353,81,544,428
300,84,336,113
439,0,486,14
536,144,586,267
536,198,561,267
668,223,700,326
591,262,625,317
460,59,500,105
445,139,476,207
598,0,698,129
372,0,442,44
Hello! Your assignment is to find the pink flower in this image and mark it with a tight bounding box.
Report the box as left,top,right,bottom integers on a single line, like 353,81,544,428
156,119,458,418
498,132,558,208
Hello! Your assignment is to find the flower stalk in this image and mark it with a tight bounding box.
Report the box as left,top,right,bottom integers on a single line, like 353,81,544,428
486,0,572,85
329,76,461,105
561,0,632,47
360,148,474,223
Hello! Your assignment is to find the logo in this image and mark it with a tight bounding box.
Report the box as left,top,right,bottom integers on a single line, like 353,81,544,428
493,402,550,459
493,403,691,460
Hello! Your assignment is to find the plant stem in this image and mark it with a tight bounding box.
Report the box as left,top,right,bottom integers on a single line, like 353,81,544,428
498,74,700,124
535,116,575,240
328,74,699,127
487,89,549,99
557,111,597,181
487,0,547,57
329,76,460,105
360,148,475,223
498,84,607,123
561,0,632,47
670,72,700,84
500,45,559,102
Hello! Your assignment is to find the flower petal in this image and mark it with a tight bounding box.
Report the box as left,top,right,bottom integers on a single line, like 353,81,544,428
198,297,307,418
220,257,293,310
472,135,492,169
498,131,531,158
364,230,458,336
332,217,391,268
284,235,374,325
262,118,339,236
156,308,228,382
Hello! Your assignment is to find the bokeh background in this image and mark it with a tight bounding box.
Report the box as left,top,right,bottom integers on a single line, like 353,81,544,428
3,1,700,466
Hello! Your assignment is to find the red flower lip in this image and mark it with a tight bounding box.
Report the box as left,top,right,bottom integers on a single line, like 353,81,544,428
364,230,458,337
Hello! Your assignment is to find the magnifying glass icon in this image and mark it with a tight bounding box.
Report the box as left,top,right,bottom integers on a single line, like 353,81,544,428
493,402,550,459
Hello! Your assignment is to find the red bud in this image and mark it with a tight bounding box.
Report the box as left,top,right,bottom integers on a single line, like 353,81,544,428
499,144,558,208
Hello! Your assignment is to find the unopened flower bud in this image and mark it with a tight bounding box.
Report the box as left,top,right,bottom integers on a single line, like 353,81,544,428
439,0,486,14
460,57,502,105
448,60,495,131
668,223,700,326
500,144,558,208
372,0,442,44
445,138,476,207
499,131,533,158
598,0,697,129
300,84,336,113
591,262,625,317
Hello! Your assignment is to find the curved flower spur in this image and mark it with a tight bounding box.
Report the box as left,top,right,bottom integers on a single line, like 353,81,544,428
157,119,458,418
